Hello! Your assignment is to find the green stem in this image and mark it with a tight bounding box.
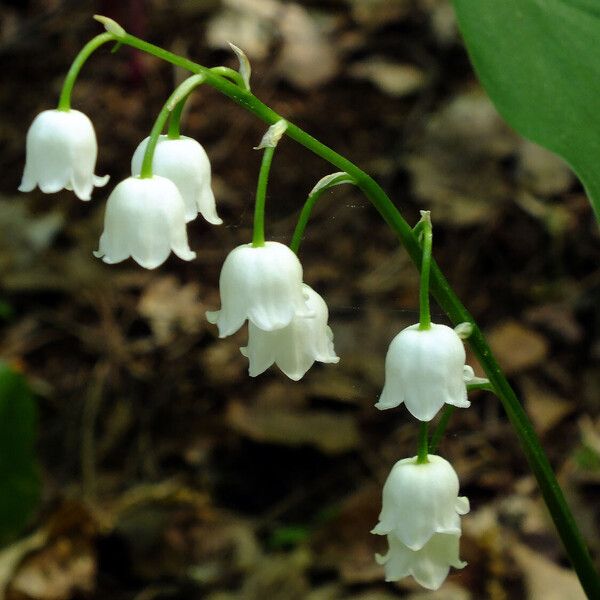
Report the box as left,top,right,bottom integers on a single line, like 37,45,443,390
429,381,497,454
467,381,496,393
252,146,275,247
412,219,425,238
210,66,246,88
291,173,355,254
290,188,322,254
167,97,186,139
429,405,456,455
418,214,432,330
140,74,205,179
58,33,114,111
111,31,599,597
417,422,429,464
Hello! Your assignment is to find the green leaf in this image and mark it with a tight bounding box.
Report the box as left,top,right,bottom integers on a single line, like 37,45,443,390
0,362,40,544
452,0,600,221
0,300,13,321
268,525,310,549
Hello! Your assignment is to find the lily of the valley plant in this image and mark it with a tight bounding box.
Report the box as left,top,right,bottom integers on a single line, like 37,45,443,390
17,14,600,597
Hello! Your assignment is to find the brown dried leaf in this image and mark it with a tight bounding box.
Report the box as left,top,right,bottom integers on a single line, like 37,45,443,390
110,482,258,583
0,200,63,269
7,503,98,600
512,543,586,600
346,592,403,600
579,416,600,457
406,90,518,226
236,548,311,600
525,303,583,344
349,0,412,28
0,530,47,598
516,140,574,197
226,401,360,454
311,486,383,584
405,583,472,600
138,276,206,344
206,0,278,59
199,337,247,385
306,370,365,404
486,320,548,374
520,377,573,436
9,542,96,600
349,59,427,97
276,4,339,89
420,0,459,46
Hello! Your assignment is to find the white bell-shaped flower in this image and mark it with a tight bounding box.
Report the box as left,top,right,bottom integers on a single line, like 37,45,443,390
371,454,469,551
131,135,221,225
206,241,310,337
19,109,109,201
94,175,196,269
376,323,473,421
376,530,466,590
240,284,339,380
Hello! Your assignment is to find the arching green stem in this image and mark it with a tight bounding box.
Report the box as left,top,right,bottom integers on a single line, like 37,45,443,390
90,27,599,597
412,219,425,238
429,406,455,455
418,212,432,330
291,188,321,254
58,32,114,111
252,146,275,247
210,66,246,88
417,422,429,464
167,97,187,139
140,74,205,179
291,174,355,254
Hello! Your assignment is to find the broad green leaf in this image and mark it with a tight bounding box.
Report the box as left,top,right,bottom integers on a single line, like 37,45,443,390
452,0,600,221
0,362,40,544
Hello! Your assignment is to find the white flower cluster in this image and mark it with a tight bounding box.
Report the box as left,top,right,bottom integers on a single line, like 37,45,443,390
372,455,469,589
207,241,339,380
20,99,472,592
19,109,338,380
371,323,474,589
20,109,219,269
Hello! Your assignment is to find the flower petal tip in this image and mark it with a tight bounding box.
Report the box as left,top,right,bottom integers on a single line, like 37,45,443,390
205,310,219,325
94,174,110,188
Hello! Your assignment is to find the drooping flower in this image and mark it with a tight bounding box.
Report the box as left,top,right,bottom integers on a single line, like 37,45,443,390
371,454,469,550
19,109,109,200
131,135,221,225
94,175,196,269
375,323,473,421
375,530,466,590
240,284,339,380
371,454,469,589
206,241,310,337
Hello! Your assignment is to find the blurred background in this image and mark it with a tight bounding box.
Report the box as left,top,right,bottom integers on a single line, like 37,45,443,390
0,0,599,598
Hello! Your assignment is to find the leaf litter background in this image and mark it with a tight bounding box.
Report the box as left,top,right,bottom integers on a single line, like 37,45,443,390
0,0,599,598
